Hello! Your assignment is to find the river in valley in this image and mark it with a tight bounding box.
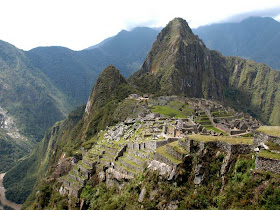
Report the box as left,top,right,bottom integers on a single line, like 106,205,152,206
0,173,22,210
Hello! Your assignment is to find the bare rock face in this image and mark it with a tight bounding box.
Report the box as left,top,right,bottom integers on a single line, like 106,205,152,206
193,164,204,185
138,187,146,203
148,160,176,180
52,156,72,178
0,106,26,140
106,167,133,182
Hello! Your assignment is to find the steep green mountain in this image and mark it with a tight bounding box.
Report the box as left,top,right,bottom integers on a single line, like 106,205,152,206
0,27,158,172
26,46,99,104
3,105,85,204
130,18,228,100
131,18,280,125
194,17,280,70
0,41,75,172
88,27,160,76
26,27,159,104
3,65,139,205
0,41,73,142
5,17,280,208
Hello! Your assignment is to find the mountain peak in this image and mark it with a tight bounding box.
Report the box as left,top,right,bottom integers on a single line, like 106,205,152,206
85,65,127,116
131,17,226,99
167,17,192,33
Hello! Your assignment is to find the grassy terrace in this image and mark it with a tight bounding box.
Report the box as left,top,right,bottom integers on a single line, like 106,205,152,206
195,114,227,135
167,101,193,114
152,105,187,118
257,126,280,138
119,156,139,168
203,125,227,135
62,174,82,188
78,160,92,170
187,134,254,145
114,161,137,174
83,154,97,163
259,150,280,160
127,152,145,162
168,141,188,154
156,145,182,164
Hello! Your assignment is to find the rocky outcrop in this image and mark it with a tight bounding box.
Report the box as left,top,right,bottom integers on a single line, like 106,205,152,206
147,160,175,180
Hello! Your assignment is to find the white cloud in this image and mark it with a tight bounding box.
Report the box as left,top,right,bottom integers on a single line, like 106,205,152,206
0,0,279,50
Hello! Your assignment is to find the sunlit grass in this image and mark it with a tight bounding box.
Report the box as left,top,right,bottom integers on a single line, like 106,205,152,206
257,126,280,137
259,150,280,160
187,134,253,145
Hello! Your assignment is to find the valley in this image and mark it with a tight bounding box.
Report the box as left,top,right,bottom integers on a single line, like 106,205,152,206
0,173,22,210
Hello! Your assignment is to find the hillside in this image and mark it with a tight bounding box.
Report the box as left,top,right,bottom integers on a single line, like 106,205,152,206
3,65,139,205
0,27,159,172
26,27,159,105
0,41,75,172
130,18,228,100
194,17,280,70
131,18,280,125
17,92,280,209
4,17,280,209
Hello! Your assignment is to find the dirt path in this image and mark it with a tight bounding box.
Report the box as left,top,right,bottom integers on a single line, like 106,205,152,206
0,173,22,210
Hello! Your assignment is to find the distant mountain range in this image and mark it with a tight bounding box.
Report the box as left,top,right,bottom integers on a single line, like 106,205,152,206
194,17,280,70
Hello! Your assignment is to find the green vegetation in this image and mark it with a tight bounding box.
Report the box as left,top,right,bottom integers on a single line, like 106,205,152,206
0,129,31,172
0,41,73,143
188,134,254,145
5,66,140,206
74,154,280,210
203,124,227,135
194,16,280,70
131,18,280,126
258,150,280,160
266,141,280,151
3,106,85,205
8,17,280,209
257,126,280,137
152,105,187,118
156,145,182,164
168,141,188,154
195,113,227,135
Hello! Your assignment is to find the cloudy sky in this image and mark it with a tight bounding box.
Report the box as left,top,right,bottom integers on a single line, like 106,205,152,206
0,0,280,51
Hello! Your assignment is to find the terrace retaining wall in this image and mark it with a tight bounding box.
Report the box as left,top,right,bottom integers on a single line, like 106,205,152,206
255,156,280,174
254,131,280,146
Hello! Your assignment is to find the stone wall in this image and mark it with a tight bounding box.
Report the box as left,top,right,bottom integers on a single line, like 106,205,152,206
114,145,127,161
255,156,280,174
231,144,252,154
154,152,179,168
254,131,280,146
217,124,231,134
166,145,185,160
128,138,179,150
179,138,252,155
230,130,246,135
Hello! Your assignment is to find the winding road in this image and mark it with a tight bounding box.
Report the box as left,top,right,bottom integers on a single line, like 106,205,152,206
0,173,22,210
